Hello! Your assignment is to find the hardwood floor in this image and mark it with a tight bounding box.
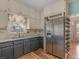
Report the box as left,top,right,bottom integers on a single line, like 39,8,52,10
68,41,79,59
17,41,79,59
17,49,59,59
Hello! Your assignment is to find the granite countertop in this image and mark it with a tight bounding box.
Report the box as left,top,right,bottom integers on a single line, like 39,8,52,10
0,32,43,43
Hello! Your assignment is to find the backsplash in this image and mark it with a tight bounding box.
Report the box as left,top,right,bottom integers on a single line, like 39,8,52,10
26,29,43,33
0,28,43,40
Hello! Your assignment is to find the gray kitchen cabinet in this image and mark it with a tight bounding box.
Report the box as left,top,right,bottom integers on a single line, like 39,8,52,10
24,39,31,54
14,40,23,59
35,39,40,50
0,37,43,59
0,48,1,57
1,46,13,59
0,42,13,59
30,38,39,51
38,37,43,48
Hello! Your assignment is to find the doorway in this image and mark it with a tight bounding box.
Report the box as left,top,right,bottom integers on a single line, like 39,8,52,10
68,14,79,59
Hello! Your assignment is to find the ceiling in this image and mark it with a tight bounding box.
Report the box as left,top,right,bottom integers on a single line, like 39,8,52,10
70,16,79,23
17,0,56,11
69,0,78,3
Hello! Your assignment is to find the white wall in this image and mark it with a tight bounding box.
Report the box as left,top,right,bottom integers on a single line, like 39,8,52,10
0,0,66,29
44,0,66,17
0,0,41,29
0,0,8,28
40,11,44,29
0,12,8,28
40,0,66,29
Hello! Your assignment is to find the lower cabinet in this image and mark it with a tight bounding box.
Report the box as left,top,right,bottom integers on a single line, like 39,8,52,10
30,38,39,51
0,37,43,59
0,49,1,58
0,42,13,59
24,37,43,54
1,46,13,59
14,41,23,59
39,37,43,48
24,40,30,54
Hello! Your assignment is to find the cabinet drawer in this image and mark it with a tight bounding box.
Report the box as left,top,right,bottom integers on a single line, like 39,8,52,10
14,40,23,45
0,42,13,48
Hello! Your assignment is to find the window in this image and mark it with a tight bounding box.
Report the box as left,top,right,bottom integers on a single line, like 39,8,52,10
7,14,30,32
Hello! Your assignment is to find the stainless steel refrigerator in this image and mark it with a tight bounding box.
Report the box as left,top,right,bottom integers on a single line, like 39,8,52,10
44,13,65,59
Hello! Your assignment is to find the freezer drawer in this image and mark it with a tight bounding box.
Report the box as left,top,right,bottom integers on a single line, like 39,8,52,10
46,38,53,54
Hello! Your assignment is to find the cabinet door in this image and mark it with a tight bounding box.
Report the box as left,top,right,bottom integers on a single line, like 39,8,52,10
39,37,43,48
9,0,20,13
24,40,30,54
14,44,23,59
1,46,13,59
0,49,2,57
30,38,39,51
0,12,8,28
